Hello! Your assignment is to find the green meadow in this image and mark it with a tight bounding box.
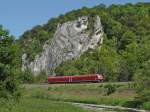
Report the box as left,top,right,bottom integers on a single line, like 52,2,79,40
0,98,93,112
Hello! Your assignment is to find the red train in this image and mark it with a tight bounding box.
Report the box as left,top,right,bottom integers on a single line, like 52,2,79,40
48,74,104,83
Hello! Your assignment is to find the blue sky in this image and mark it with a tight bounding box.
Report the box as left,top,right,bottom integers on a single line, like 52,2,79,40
0,0,149,38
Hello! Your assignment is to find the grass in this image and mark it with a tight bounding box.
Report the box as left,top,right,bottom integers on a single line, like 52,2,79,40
24,83,136,107
1,82,148,112
0,98,93,112
2,82,147,112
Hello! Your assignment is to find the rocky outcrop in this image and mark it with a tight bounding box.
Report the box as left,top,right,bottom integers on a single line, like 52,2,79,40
22,16,104,75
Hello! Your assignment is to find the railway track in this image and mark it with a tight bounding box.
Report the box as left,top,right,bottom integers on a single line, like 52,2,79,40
23,82,132,88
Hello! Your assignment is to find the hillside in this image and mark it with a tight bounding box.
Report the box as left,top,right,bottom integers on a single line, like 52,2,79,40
21,15,104,75
19,3,150,81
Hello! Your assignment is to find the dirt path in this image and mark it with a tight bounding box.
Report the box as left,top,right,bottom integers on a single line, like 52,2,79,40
71,102,148,112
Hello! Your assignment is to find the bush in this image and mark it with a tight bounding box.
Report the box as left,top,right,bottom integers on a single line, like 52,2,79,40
20,70,48,83
134,61,150,106
143,102,150,110
20,70,35,83
34,71,47,83
136,90,150,103
103,84,116,95
31,89,49,99
123,100,143,108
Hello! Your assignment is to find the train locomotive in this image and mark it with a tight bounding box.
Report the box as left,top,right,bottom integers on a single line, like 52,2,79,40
48,74,104,83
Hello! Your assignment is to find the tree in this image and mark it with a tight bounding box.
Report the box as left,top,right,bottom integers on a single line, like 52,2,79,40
0,26,21,104
119,31,136,50
95,45,120,81
118,42,138,81
134,60,150,102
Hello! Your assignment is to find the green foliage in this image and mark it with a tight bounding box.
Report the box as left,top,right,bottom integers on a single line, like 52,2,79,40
143,102,150,110
34,71,47,83
122,100,143,108
118,42,139,81
55,45,120,81
20,25,50,61
134,60,150,102
128,60,150,108
20,70,47,83
95,45,120,81
20,70,35,83
136,90,150,103
103,84,116,95
0,26,21,109
119,31,136,50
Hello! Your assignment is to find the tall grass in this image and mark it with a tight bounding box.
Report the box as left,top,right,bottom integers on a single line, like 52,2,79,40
0,98,93,112
25,83,135,107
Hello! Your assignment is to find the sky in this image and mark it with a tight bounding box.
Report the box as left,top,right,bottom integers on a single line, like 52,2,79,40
0,0,150,38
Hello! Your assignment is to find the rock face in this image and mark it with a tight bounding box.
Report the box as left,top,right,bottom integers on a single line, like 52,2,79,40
22,16,104,75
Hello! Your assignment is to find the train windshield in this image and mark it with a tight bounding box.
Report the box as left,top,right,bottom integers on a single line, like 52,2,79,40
97,74,103,79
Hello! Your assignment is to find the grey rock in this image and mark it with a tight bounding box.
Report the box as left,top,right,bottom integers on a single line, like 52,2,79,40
22,16,104,75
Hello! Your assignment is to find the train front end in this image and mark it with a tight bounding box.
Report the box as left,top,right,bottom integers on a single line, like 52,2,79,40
96,74,104,82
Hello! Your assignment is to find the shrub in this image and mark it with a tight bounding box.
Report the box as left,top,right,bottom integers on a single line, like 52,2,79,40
34,71,47,83
135,90,150,104
143,102,150,110
20,70,35,83
123,100,143,108
103,84,116,95
31,89,49,99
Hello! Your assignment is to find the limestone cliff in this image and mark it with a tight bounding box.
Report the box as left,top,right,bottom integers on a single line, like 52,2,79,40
22,16,104,75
